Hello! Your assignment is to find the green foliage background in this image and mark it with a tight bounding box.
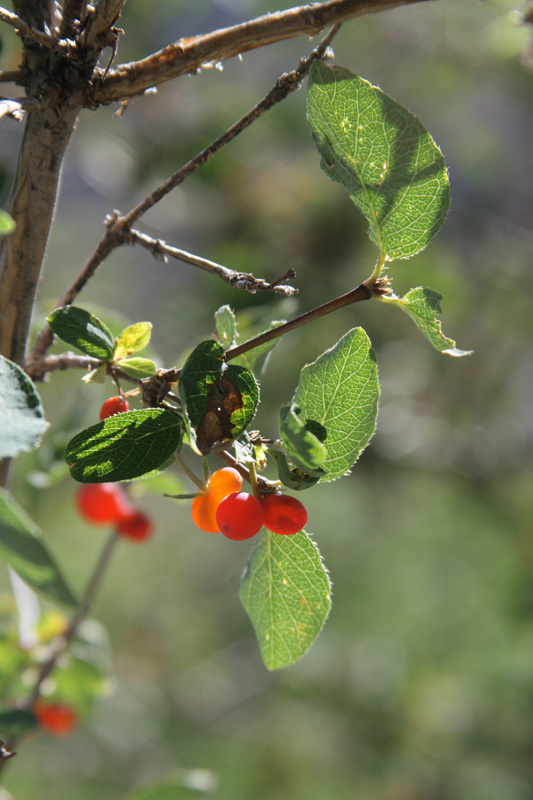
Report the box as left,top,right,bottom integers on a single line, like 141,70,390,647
1,1,533,798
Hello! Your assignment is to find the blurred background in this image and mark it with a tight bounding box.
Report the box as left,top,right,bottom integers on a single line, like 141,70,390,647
1,0,533,797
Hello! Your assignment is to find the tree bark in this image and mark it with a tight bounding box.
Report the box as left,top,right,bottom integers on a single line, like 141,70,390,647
0,104,79,365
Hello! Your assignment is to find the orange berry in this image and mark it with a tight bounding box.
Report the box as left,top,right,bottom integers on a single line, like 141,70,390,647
191,492,220,533
208,467,243,500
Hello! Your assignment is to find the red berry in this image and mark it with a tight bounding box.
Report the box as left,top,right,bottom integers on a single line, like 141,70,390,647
76,483,133,525
34,701,77,736
100,396,129,421
116,509,153,542
262,493,307,536
215,492,264,541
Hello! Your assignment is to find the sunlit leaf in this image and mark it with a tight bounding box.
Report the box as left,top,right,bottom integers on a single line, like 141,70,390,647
0,356,48,458
279,405,327,476
307,62,450,260
113,322,152,360
81,364,107,384
46,306,115,360
380,287,472,356
240,530,331,670
65,409,182,482
116,357,157,378
214,305,236,348
291,328,379,481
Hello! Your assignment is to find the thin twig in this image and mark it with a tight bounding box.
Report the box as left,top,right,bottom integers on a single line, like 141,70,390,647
0,6,57,47
91,0,431,106
165,278,384,388
28,352,145,385
26,531,121,708
127,229,298,296
0,532,120,763
32,352,101,373
26,26,340,375
225,282,374,361
118,23,341,229
0,70,23,84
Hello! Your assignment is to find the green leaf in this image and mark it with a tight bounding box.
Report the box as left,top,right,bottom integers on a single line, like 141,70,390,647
46,306,115,360
65,409,182,483
0,488,79,609
240,530,331,670
0,709,38,737
179,340,226,431
380,287,472,356
116,357,157,379
179,341,259,455
292,328,379,481
214,305,236,348
0,356,48,458
81,364,107,384
307,62,450,261
0,209,15,236
269,450,320,492
225,364,260,439
128,771,218,799
279,405,328,476
113,322,152,360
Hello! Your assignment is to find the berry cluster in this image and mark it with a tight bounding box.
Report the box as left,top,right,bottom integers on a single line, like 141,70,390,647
75,397,153,541
76,482,153,541
191,468,307,541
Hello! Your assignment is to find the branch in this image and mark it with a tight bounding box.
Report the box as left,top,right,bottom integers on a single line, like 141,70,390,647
90,0,432,105
0,530,120,766
17,531,119,729
225,282,374,362
127,229,299,296
0,105,80,366
0,70,24,84
34,352,101,373
59,0,88,38
0,6,57,47
26,27,338,372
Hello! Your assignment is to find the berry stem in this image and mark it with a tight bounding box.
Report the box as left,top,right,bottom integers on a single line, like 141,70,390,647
176,453,208,491
248,460,260,499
